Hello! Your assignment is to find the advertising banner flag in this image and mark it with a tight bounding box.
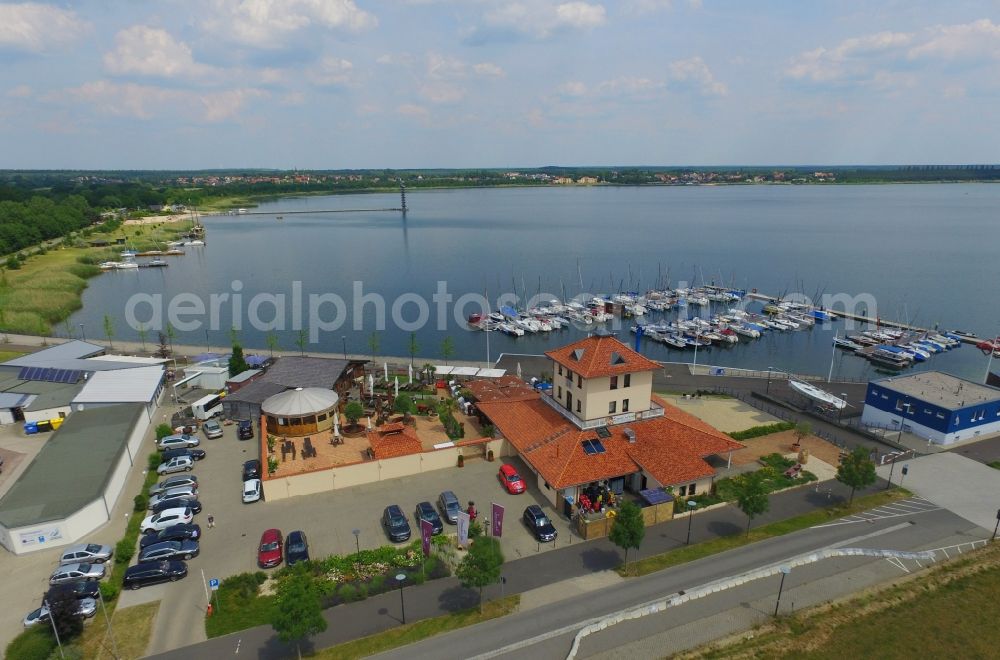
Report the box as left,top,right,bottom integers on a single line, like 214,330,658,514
420,518,434,557
491,502,505,538
457,511,470,546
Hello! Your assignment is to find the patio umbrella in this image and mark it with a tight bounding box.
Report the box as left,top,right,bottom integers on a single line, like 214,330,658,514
333,415,340,437
394,376,399,397
408,363,413,384
367,373,374,396
384,362,388,380
517,362,522,380
367,416,372,430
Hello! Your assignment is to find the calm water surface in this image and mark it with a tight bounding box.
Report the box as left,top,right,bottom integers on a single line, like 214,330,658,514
70,184,1000,381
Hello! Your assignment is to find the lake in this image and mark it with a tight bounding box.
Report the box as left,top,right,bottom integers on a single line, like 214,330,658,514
69,184,1000,381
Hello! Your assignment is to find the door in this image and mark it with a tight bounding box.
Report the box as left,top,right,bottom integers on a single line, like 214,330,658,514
13,407,24,422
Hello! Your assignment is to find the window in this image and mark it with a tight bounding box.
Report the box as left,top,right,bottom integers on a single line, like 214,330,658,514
558,386,562,398
277,417,287,426
623,398,630,412
317,413,327,422
679,485,687,496
624,374,631,388
689,482,696,495
895,399,904,411
576,400,581,413
577,374,582,388
610,376,619,390
302,415,316,425
558,365,562,376
609,401,617,414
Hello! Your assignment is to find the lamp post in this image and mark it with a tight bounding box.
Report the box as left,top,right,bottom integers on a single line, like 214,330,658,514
97,583,120,659
44,599,65,658
341,335,348,360
766,366,774,394
685,499,697,545
774,565,791,617
352,528,361,555
395,573,407,624
885,456,897,490
205,329,211,352
993,508,1000,542
79,324,86,342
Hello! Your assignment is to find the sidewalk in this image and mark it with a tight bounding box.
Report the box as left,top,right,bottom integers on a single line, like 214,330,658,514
149,477,880,659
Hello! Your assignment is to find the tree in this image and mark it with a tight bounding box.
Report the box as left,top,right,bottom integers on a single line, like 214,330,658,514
271,564,327,659
836,446,877,503
734,472,770,537
367,331,380,362
102,314,115,348
137,322,148,352
266,330,279,358
608,500,645,573
344,401,364,429
229,343,250,377
165,323,176,355
156,331,171,360
47,588,84,642
456,535,504,613
228,326,240,345
408,332,419,367
793,421,811,444
295,329,308,356
394,395,415,422
440,336,455,365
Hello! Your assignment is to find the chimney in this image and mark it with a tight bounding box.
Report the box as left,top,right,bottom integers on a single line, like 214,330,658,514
624,427,636,443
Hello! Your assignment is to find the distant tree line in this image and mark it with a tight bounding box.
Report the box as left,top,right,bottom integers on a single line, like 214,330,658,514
0,194,95,257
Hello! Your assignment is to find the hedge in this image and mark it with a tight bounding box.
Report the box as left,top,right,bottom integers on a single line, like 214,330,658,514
728,421,795,440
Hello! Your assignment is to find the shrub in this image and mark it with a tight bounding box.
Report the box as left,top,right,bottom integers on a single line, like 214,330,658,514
339,583,359,602
4,627,57,660
369,575,386,595
728,422,795,441
133,494,148,512
155,423,173,439
115,537,136,563
99,581,120,602
147,452,162,471
221,571,267,600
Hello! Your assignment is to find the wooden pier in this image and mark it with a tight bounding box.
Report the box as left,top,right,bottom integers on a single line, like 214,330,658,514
209,208,404,216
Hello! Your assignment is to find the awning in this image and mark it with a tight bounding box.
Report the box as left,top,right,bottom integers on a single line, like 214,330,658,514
434,366,455,376
475,368,507,378
451,366,479,377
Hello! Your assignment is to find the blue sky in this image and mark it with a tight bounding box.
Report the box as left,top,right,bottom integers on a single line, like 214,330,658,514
1,0,998,168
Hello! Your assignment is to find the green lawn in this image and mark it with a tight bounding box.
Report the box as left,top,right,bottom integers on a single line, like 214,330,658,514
0,350,25,362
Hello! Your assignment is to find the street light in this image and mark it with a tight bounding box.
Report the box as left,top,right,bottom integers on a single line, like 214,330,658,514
44,599,65,659
685,499,697,545
395,573,407,624
885,456,897,490
341,335,348,360
79,323,86,342
774,565,791,617
352,528,361,556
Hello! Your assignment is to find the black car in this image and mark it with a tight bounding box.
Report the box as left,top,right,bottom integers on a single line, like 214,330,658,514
437,490,461,524
285,530,310,565
242,459,261,481
161,448,206,462
523,505,558,542
382,505,411,543
122,560,188,590
237,419,254,440
139,523,201,549
138,540,200,563
149,498,202,515
45,580,100,602
415,501,444,535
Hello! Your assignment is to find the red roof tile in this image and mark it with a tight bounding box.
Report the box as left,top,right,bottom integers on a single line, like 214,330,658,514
466,376,538,403
545,335,662,379
367,423,423,459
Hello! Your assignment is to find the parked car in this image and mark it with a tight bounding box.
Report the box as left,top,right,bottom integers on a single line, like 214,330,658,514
157,433,200,450
258,529,283,568
437,490,462,524
49,563,105,585
161,448,206,462
156,456,194,475
523,504,558,542
139,523,201,549
498,464,526,494
138,539,200,562
122,560,188,590
24,598,97,628
149,474,198,496
242,459,261,481
285,530,310,565
141,507,193,534
242,479,262,504
59,543,113,565
150,498,202,515
237,419,254,440
202,419,224,439
148,485,198,509
415,501,444,535
382,505,412,543
45,580,100,602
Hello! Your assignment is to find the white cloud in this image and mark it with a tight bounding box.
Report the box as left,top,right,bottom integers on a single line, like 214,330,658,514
420,82,465,104
396,103,429,118
7,84,33,98
668,56,727,95
206,0,377,48
0,3,83,52
557,80,588,97
103,26,214,79
55,80,264,122
309,57,354,86
426,53,505,79
908,19,1000,61
376,53,415,67
472,62,505,77
785,31,913,83
468,1,606,43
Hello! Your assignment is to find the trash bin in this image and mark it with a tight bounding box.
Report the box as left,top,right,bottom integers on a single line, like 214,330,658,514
36,420,53,433
23,421,38,435
50,417,64,430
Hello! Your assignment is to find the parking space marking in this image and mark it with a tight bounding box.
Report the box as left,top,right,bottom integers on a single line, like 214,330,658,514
812,499,941,528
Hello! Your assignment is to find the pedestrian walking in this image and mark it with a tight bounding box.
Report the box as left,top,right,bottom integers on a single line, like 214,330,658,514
207,514,215,528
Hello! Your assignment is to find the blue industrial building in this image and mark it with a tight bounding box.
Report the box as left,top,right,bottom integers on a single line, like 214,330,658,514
862,371,1000,446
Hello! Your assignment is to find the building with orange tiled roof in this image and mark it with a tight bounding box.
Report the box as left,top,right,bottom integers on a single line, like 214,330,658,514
474,334,742,509
367,422,423,460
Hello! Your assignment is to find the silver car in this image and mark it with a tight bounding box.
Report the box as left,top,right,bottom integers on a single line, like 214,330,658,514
59,543,113,565
150,474,198,496
49,563,105,585
149,485,198,509
158,434,200,450
24,598,97,627
157,456,194,475
202,419,224,439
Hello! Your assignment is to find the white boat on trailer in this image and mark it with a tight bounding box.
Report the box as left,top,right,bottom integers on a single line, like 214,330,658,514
789,380,847,411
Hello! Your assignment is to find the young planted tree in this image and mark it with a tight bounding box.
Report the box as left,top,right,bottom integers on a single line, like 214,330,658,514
157,332,171,360
393,395,416,423
836,446,877,503
102,313,115,348
271,565,327,659
456,535,504,613
734,471,770,537
440,336,455,365
137,322,148,352
294,329,308,356
266,330,279,358
408,332,419,368
344,401,364,429
165,323,176,354
228,326,240,345
229,343,250,377
608,500,645,573
367,331,380,362
793,421,811,444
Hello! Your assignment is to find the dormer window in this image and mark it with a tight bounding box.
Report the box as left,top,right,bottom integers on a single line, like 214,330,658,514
610,352,627,365
572,348,585,361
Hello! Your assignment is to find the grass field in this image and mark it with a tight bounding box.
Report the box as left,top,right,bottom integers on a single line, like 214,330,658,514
0,350,25,362
684,541,1000,659
77,601,160,660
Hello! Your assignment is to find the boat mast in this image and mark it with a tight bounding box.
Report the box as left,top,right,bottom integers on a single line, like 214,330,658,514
827,330,838,382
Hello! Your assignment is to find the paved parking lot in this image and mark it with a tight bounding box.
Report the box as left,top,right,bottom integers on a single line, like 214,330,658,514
136,420,576,655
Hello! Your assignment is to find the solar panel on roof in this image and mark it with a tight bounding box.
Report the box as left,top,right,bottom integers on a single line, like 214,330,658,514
581,439,607,455
17,367,30,380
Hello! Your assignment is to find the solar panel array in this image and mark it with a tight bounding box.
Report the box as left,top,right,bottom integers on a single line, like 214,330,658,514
17,367,84,384
581,439,606,455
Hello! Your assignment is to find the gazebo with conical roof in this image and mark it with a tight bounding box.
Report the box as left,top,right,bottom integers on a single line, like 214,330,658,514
261,387,339,436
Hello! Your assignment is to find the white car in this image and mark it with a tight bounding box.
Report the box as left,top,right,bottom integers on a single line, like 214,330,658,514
158,434,200,450
157,456,194,475
141,507,194,534
242,478,262,504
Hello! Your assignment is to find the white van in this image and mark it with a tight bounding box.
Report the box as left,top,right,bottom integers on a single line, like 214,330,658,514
191,394,223,421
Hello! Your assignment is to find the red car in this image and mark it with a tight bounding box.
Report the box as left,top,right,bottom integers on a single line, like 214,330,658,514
257,528,283,568
498,464,526,494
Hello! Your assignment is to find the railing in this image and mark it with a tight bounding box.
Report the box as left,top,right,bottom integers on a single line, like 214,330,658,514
539,391,664,430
